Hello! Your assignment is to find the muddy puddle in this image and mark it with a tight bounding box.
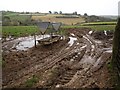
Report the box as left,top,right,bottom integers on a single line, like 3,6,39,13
68,37,77,47
16,35,51,50
88,30,93,35
15,38,38,50
3,35,51,51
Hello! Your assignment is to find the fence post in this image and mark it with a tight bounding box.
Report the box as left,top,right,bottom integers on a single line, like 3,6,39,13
34,33,37,48
112,17,120,87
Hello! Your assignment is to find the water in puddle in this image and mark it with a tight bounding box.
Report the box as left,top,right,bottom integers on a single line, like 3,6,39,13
91,45,95,52
88,31,93,35
105,50,112,53
68,37,77,47
94,40,102,44
101,47,112,53
71,33,75,36
14,35,50,50
104,30,107,36
16,39,38,50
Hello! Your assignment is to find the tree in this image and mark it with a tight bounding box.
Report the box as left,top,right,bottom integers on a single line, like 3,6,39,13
54,11,58,14
112,17,120,88
26,12,29,14
73,11,77,15
74,11,77,15
84,13,88,16
49,11,52,14
59,11,62,14
3,16,11,26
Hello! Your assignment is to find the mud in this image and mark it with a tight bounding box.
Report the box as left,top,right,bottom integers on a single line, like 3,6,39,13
2,28,114,88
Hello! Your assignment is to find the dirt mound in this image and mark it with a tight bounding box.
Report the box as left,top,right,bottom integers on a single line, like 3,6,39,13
92,30,113,40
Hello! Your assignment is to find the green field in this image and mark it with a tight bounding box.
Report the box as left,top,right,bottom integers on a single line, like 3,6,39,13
63,25,116,31
2,24,116,37
2,26,38,37
80,22,117,26
10,15,31,22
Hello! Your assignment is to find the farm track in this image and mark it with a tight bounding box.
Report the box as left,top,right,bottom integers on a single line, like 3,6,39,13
2,28,113,88
6,41,86,87
53,69,78,87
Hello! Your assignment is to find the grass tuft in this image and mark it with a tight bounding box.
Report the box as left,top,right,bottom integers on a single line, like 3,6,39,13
25,75,38,87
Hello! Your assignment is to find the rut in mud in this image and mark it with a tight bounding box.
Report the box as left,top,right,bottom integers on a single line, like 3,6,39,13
2,28,113,88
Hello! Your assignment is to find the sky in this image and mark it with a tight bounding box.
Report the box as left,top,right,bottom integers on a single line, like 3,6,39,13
0,0,120,15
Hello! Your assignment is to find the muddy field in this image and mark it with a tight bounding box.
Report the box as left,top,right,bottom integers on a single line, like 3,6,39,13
2,28,114,88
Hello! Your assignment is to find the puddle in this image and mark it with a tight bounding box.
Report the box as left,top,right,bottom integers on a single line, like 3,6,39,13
70,59,74,62
94,40,102,44
60,36,66,40
81,45,87,49
68,37,77,47
91,45,95,52
75,55,78,58
16,39,38,50
105,50,112,53
13,35,50,51
71,33,75,36
76,43,79,45
102,48,112,51
102,48,112,53
104,30,107,36
88,31,93,35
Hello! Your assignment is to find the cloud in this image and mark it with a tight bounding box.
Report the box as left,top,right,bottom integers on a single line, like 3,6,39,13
0,0,119,15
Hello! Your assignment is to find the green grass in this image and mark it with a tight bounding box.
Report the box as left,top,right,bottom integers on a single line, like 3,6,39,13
3,11,19,16
25,75,38,87
62,25,116,31
80,22,117,26
2,26,39,37
2,26,68,37
2,25,116,37
80,25,115,31
10,15,31,22
3,11,31,22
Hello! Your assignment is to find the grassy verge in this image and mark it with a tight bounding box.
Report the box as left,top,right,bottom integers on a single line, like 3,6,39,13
80,22,117,26
2,26,38,37
2,25,115,37
2,26,68,37
62,25,115,31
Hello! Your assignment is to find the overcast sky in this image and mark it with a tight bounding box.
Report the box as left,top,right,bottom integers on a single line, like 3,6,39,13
0,0,120,15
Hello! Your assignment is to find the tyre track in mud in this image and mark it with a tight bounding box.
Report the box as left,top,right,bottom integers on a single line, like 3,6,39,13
43,46,87,88
3,38,69,87
59,34,98,87
40,32,99,88
59,32,112,88
4,38,86,87
4,32,100,87
3,29,113,88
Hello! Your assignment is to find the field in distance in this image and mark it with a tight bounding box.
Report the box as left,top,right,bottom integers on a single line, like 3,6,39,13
31,14,85,25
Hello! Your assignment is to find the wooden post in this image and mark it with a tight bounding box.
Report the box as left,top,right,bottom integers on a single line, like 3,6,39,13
112,18,120,88
34,33,37,48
